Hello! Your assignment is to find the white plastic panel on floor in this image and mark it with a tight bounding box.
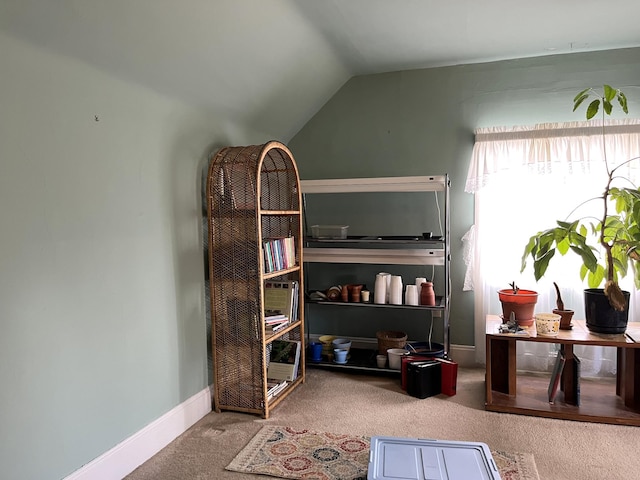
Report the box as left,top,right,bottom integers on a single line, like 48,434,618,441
367,436,501,480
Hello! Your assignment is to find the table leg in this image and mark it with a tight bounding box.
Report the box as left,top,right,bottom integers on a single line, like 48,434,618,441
487,336,516,396
620,347,640,409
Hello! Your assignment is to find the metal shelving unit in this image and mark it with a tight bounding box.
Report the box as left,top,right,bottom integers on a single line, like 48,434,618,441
301,175,451,369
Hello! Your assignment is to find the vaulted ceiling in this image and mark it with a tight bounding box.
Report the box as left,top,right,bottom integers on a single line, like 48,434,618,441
3,0,640,139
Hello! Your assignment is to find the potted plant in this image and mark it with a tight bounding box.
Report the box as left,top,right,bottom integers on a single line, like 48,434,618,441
521,85,640,334
552,282,575,330
498,282,538,326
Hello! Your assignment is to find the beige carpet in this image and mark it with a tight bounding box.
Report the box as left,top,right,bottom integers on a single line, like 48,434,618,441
126,367,640,480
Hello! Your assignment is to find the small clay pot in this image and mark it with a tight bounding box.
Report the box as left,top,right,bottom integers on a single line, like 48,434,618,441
420,282,436,306
341,284,350,302
553,308,575,330
350,284,363,302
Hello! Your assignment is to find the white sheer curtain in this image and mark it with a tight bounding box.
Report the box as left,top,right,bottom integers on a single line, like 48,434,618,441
464,119,640,376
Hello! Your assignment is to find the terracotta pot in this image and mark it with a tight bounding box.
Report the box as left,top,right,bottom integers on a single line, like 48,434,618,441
498,289,538,326
340,284,350,302
349,284,363,302
420,282,436,306
553,309,575,330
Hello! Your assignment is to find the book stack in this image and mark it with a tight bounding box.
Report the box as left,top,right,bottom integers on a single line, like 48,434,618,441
263,237,296,273
267,340,301,382
266,379,289,400
265,314,290,334
264,280,299,335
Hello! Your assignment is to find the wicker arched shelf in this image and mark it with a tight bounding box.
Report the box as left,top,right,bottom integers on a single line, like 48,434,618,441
206,141,305,418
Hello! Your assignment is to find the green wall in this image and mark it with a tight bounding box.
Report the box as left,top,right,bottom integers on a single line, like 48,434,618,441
0,31,274,480
290,47,640,347
3,24,640,479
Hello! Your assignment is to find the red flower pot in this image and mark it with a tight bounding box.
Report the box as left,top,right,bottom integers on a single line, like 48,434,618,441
498,289,538,326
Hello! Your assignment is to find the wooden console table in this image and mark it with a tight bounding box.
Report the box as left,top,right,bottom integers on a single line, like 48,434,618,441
485,315,640,426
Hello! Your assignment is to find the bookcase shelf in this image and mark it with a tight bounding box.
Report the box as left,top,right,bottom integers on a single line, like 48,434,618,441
206,141,305,419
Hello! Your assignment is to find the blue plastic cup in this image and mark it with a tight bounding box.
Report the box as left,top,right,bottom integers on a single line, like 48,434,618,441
309,341,323,362
334,348,348,363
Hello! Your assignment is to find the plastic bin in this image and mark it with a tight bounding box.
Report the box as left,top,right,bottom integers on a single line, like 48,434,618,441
406,360,441,399
367,436,501,480
310,224,349,239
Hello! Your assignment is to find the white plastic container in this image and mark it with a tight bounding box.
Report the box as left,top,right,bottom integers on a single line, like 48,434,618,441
310,224,348,239
386,348,408,370
535,312,561,337
389,275,403,305
367,436,501,480
405,284,419,305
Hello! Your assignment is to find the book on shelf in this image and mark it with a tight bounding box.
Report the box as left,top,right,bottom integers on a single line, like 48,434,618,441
266,320,290,335
267,339,301,381
263,236,296,273
265,313,289,323
267,379,289,399
548,349,566,403
566,353,581,406
264,280,299,323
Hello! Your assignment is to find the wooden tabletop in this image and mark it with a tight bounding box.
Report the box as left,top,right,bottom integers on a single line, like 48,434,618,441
486,314,640,347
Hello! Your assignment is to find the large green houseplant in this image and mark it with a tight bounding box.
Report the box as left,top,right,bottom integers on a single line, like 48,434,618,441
521,84,640,333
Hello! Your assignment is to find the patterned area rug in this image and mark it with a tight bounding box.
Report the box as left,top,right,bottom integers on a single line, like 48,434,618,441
227,425,539,480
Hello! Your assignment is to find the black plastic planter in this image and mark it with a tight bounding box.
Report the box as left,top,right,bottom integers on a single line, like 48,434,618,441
584,288,630,334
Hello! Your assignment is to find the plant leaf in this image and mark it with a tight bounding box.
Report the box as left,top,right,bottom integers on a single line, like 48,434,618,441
603,99,613,115
520,235,537,272
573,93,589,112
573,88,590,102
618,92,629,114
570,245,598,272
586,99,600,120
603,84,616,102
557,235,570,255
587,265,605,288
580,264,588,281
533,249,555,280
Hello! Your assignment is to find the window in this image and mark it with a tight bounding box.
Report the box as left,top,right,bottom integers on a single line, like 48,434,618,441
465,120,640,376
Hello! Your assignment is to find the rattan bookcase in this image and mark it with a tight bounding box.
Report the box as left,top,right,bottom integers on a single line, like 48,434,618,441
206,141,305,418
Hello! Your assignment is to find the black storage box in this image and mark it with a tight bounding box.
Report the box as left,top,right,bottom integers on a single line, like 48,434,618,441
407,360,441,399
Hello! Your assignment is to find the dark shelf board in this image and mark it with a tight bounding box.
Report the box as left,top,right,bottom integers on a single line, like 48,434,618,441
486,372,640,426
306,296,445,310
305,235,444,246
306,347,400,376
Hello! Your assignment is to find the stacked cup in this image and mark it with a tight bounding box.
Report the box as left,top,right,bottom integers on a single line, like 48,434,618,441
405,284,419,305
389,275,403,305
374,272,390,304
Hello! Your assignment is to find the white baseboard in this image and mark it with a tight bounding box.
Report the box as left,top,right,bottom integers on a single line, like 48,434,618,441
65,386,213,480
307,334,477,368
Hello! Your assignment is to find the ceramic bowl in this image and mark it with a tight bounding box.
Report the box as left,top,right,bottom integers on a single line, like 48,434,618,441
319,335,336,348
332,338,352,353
333,348,349,363
535,313,561,337
319,335,336,358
